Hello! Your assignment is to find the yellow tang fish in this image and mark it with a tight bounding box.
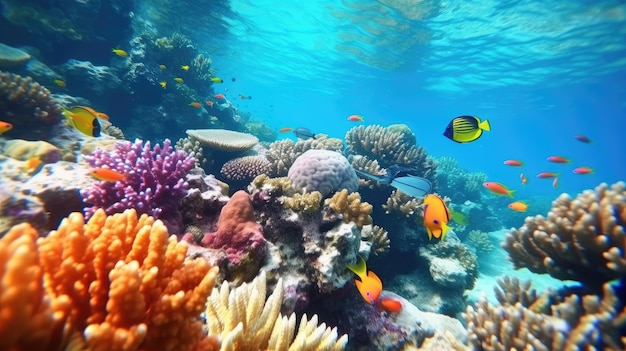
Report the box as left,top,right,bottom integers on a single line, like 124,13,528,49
443,116,491,143
181,65,190,71
111,48,128,57
160,81,167,89
62,106,101,137
174,77,184,83
54,79,66,87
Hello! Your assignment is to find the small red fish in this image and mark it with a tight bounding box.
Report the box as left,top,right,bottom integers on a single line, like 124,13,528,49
90,168,127,182
504,160,523,166
520,173,528,186
214,94,226,100
206,101,214,107
279,127,293,133
573,166,593,175
483,182,515,197
552,177,559,188
547,156,570,164
347,115,364,122
377,297,403,313
575,135,591,143
536,172,559,179
190,102,202,108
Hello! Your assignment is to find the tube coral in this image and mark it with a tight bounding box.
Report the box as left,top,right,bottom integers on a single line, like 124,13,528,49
81,139,196,233
0,209,220,351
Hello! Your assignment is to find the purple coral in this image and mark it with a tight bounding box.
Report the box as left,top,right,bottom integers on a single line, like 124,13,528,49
81,139,196,233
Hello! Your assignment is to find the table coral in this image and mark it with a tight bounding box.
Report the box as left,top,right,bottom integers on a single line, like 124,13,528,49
81,139,196,234
0,209,220,351
502,181,626,287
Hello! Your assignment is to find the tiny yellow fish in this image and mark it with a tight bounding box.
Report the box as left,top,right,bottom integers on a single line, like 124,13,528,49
181,65,190,71
159,64,166,70
160,81,167,89
54,79,66,87
111,48,128,57
24,156,43,174
174,77,184,83
210,77,224,83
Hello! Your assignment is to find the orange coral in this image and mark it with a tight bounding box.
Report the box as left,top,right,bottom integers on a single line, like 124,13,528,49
0,209,220,351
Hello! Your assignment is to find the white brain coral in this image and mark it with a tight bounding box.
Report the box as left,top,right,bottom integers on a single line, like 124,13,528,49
287,149,358,197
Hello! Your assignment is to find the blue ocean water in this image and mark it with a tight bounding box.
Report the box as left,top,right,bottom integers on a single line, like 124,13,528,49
137,0,626,199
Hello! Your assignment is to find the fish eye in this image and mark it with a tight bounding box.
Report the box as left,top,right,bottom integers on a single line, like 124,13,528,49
433,219,439,224
366,292,371,296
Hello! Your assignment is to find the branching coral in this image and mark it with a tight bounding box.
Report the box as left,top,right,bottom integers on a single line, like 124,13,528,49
176,136,207,167
361,224,390,256
464,277,626,350
265,135,344,176
283,191,323,214
382,189,422,218
0,209,220,351
0,71,64,140
433,156,487,202
80,139,196,233
467,229,494,254
205,271,348,351
502,181,626,287
221,155,272,181
324,189,373,229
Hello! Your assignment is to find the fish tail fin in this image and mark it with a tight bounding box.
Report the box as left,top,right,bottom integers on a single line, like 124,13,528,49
347,256,367,279
441,223,451,241
478,119,491,132
508,189,516,198
426,227,433,240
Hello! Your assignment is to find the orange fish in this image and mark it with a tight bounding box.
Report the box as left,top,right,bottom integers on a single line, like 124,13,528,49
279,127,293,133
214,93,226,100
377,297,403,313
95,112,109,121
423,194,451,241
483,181,515,197
90,168,127,182
536,172,559,179
547,156,570,163
347,256,382,304
347,115,364,122
190,102,202,108
508,201,528,212
504,160,523,166
552,177,559,188
0,121,12,134
24,156,43,174
520,173,528,186
575,135,591,143
206,101,214,107
573,166,593,175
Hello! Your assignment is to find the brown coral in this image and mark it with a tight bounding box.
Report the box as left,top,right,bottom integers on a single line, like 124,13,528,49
0,209,220,351
362,225,390,256
382,189,422,218
283,191,323,214
265,135,344,176
502,181,626,287
324,189,373,229
221,155,272,181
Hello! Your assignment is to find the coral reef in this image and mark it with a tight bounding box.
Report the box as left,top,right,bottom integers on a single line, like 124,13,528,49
0,139,61,163
0,71,64,140
464,276,626,350
433,156,487,203
205,271,348,350
186,129,259,151
221,155,272,181
325,189,373,229
176,136,207,167
0,209,220,351
80,139,196,234
265,135,344,176
283,191,323,214
418,240,479,291
503,181,626,287
59,59,122,100
383,189,422,218
466,229,494,255
288,149,358,197
361,224,391,256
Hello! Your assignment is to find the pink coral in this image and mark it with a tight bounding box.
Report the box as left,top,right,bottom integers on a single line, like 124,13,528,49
196,191,266,265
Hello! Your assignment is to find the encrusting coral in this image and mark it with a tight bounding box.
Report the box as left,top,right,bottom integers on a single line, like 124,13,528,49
502,181,626,287
0,209,220,351
205,271,348,351
324,189,373,229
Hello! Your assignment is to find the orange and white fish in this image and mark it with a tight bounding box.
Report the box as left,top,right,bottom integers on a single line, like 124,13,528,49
547,156,570,164
508,201,528,212
504,160,523,166
483,181,515,197
190,102,202,108
423,194,451,241
90,168,127,182
347,115,364,122
24,156,43,174
0,121,13,134
573,166,593,175
112,48,128,57
279,127,293,133
536,172,559,179
347,256,382,304
520,173,528,186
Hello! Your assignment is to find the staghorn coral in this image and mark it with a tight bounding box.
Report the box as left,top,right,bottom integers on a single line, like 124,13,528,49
287,149,358,197
221,155,272,181
361,224,390,256
265,135,344,176
205,271,348,351
464,278,626,350
349,155,386,188
382,189,422,218
191,54,216,81
283,191,323,214
186,129,259,152
0,209,220,351
467,229,494,254
80,139,196,234
502,181,626,287
0,71,64,140
324,189,373,229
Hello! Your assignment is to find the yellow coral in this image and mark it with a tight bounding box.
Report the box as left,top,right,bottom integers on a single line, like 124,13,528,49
325,189,372,229
284,191,323,214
